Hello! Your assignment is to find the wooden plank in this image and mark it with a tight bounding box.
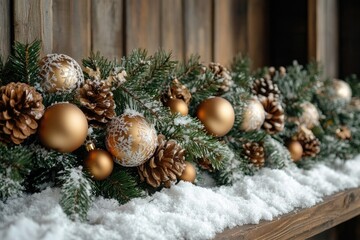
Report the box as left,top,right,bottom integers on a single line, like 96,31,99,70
0,0,11,59
160,0,184,61
53,0,91,63
184,0,213,63
14,0,53,55
308,0,338,78
247,0,269,69
213,0,248,66
125,0,161,55
91,0,124,60
215,188,360,240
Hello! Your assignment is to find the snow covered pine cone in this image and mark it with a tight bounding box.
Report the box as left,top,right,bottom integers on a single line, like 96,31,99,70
0,82,45,144
138,134,186,188
258,95,285,134
209,62,233,93
243,142,265,167
295,126,321,157
164,78,191,105
252,76,281,99
78,79,115,126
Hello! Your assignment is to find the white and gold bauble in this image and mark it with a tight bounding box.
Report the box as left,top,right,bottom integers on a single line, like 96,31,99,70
299,102,319,129
333,79,352,103
105,111,158,167
240,98,266,131
39,54,84,93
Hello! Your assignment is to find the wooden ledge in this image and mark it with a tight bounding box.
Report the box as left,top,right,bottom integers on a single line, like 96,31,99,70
215,188,360,240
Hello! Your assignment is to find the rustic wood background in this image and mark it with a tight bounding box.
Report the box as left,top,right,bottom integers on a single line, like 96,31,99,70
0,0,339,76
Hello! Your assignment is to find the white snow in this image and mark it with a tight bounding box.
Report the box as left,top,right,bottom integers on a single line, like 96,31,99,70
2,156,360,240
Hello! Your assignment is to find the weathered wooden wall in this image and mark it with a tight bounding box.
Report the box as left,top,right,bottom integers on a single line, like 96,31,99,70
0,0,338,74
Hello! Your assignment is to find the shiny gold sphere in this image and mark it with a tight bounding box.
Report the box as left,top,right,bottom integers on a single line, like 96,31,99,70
196,97,235,137
240,98,266,131
287,140,303,162
38,103,88,153
84,149,114,180
166,99,188,116
106,112,158,167
333,79,352,103
39,54,84,93
299,102,319,129
178,161,196,183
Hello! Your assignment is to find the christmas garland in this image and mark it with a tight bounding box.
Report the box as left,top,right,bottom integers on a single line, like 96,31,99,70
1,41,360,221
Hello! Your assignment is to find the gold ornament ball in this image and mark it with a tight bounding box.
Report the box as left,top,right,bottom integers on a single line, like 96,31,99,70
299,102,319,129
38,103,88,153
240,98,266,131
106,112,158,167
196,97,235,137
84,148,114,180
166,99,189,116
287,140,303,162
179,161,196,183
333,79,352,103
39,54,84,93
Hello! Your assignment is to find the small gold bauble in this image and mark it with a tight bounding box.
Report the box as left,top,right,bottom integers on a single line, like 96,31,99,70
39,54,84,93
178,161,196,183
166,99,188,116
38,103,88,153
84,147,114,181
299,102,319,129
333,79,352,103
287,140,303,162
240,98,266,131
106,112,158,167
196,97,235,137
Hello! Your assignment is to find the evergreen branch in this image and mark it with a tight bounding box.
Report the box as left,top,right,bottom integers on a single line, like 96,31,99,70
97,168,143,204
6,40,41,85
82,51,117,79
60,167,94,221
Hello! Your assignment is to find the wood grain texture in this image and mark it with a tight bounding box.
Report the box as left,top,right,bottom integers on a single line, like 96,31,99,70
53,0,91,62
161,0,184,60
0,0,11,59
125,0,161,55
91,0,124,60
248,0,269,69
215,188,360,240
214,0,248,66
14,0,53,55
184,0,213,63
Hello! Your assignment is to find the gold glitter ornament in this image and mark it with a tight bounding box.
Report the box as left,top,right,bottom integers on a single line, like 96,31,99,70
39,54,84,93
105,112,158,167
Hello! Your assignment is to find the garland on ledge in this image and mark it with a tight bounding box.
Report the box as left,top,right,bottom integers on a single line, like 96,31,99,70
1,41,360,221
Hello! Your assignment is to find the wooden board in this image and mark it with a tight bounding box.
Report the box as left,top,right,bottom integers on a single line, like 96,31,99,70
91,0,124,60
215,188,360,240
125,0,161,55
13,0,53,55
214,0,248,66
184,0,213,63
0,0,11,59
53,0,91,62
160,0,184,60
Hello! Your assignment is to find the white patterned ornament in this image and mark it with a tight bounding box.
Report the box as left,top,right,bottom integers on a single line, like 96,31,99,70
39,54,84,93
240,98,266,131
105,111,158,167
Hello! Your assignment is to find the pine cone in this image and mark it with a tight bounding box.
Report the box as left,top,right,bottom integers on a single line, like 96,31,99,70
295,126,320,157
209,62,233,93
252,77,280,99
78,79,115,125
0,82,45,144
163,79,191,105
336,126,351,140
138,134,186,188
198,158,214,172
243,142,265,167
259,95,285,134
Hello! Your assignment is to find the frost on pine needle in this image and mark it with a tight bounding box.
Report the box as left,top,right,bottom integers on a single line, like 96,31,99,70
59,167,94,222
0,173,23,200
